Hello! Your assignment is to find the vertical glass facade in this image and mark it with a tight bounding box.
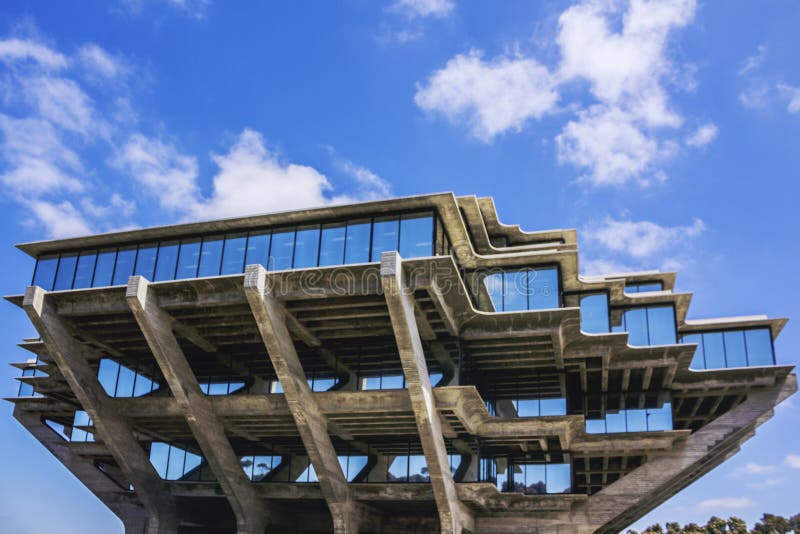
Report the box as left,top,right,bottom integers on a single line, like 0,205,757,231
580,293,610,333
612,305,677,346
480,459,571,494
585,402,673,433
149,443,209,481
97,358,159,398
625,282,664,293
681,327,775,369
484,267,561,312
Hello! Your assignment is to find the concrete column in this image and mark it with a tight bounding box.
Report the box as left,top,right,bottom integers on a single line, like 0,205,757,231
380,252,474,534
126,276,269,534
243,265,361,534
23,286,178,533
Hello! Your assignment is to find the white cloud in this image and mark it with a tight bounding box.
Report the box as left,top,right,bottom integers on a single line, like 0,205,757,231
29,200,92,238
414,50,558,142
583,216,705,259
390,0,454,19
733,462,776,476
580,257,636,277
777,83,800,113
21,76,99,136
739,82,770,110
697,497,754,511
78,44,126,79
786,454,800,468
335,160,392,201
0,37,68,69
738,44,767,76
120,0,209,19
686,122,718,148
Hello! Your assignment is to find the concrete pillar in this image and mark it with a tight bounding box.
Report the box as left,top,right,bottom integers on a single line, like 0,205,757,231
127,277,269,534
380,252,474,534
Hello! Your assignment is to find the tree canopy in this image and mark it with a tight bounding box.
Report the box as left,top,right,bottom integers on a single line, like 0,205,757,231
627,513,800,534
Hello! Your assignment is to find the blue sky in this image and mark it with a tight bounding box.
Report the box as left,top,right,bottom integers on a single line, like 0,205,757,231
0,0,798,532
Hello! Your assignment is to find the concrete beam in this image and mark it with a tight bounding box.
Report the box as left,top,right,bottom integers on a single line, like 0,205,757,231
243,265,361,534
380,252,474,534
23,286,178,534
126,277,269,534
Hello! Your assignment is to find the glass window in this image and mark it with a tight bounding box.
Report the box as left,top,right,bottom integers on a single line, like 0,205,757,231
618,308,648,346
683,333,705,369
112,246,137,285
605,411,627,433
647,306,676,345
387,455,409,482
399,213,434,258
133,364,157,397
516,399,538,417
245,231,271,269
166,446,186,480
647,403,673,431
252,456,275,481
134,243,158,280
198,236,224,277
319,223,346,266
580,293,610,333
408,456,429,482
97,359,120,396
484,273,505,312
585,419,606,434
183,451,202,478
361,376,381,390
269,229,295,271
522,464,546,494
503,271,528,312
626,409,647,432
702,332,726,369
546,464,571,494
72,251,97,289
53,253,78,290
154,241,179,281
33,254,59,290
380,375,405,390
115,364,136,397
221,233,248,275
370,217,399,261
92,248,117,287
529,268,559,310
175,238,201,279
293,225,320,268
540,397,567,416
207,382,229,396
344,219,371,264
723,330,748,368
745,329,774,366
149,442,170,479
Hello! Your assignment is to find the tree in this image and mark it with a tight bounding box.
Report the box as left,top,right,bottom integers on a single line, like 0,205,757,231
625,513,799,533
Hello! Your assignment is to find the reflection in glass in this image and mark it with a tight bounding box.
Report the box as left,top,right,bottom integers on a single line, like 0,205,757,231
53,253,77,290
33,254,59,290
176,238,201,279
293,225,321,268
154,241,179,281
580,293,610,333
724,330,747,368
399,214,434,258
387,455,409,482
344,220,371,263
113,246,138,285
245,232,270,269
221,233,247,275
198,236,224,277
745,329,774,366
269,230,295,270
73,251,98,289
93,248,117,287
134,244,158,280
529,268,559,309
371,217,399,261
319,223,346,266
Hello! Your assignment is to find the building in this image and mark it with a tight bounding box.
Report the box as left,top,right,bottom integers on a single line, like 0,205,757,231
6,193,795,534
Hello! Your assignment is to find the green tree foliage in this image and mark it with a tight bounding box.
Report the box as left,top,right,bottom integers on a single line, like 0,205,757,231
626,513,800,534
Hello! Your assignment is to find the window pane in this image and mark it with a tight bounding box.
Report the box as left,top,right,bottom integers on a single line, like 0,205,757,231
149,442,170,479
319,223,346,266
344,219,371,264
166,446,186,480
33,254,59,290
399,213,434,258
345,456,367,481
484,273,505,311
540,397,567,416
585,419,606,434
381,375,404,389
745,329,774,366
133,364,157,397
647,306,676,345
723,330,747,368
605,411,627,433
293,225,320,268
702,332,726,369
245,231,270,269
682,333,705,369
252,456,274,482
580,293,610,333
387,455,408,482
408,456,428,482
647,402,673,431
517,399,538,417
208,382,229,396
112,246,137,285
638,282,663,292
53,253,78,290
523,464,546,494
115,364,135,398
154,241,179,281
221,233,248,274
92,248,117,287
176,238,201,279
546,464,571,494
361,376,381,390
503,271,528,311
72,251,98,289
529,268,559,310
371,217,399,261
269,229,295,271
198,236,224,277
623,308,648,346
626,409,647,432
183,451,202,478
97,359,120,396
134,243,158,280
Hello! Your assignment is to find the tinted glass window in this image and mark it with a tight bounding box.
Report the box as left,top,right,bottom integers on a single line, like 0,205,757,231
53,253,78,290
371,217,399,261
73,251,97,289
408,456,428,482
166,446,186,480
221,233,247,274
683,333,705,369
647,402,673,431
154,241,179,281
647,306,676,345
626,409,647,432
546,464,571,494
134,243,158,280
387,455,408,482
540,397,566,416
198,236,224,277
703,332,726,369
723,330,747,367
521,464,546,494
620,308,648,346
269,229,295,270
344,219,371,263
112,246,137,285
115,364,136,397
745,329,774,366
33,254,59,290
484,273,505,311
580,293,610,333
133,364,157,397
293,225,320,268
245,231,270,269
176,238,201,279
97,359,120,395
319,223,346,266
149,442,170,478
91,248,117,287
529,268,559,309
399,213,434,258
504,271,528,311
606,411,627,433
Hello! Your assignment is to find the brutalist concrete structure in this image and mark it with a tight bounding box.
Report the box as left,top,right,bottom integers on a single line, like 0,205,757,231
6,193,795,534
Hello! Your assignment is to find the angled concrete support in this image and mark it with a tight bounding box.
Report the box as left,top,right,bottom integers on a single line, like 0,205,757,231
243,265,361,534
22,286,178,534
380,252,474,534
126,276,269,534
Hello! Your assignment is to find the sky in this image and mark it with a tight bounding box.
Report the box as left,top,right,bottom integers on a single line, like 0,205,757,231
0,0,798,532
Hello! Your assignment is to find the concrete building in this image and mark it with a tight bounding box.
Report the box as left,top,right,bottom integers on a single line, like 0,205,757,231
6,193,795,534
